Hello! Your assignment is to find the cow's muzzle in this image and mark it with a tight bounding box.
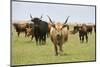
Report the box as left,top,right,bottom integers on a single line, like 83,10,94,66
56,34,61,44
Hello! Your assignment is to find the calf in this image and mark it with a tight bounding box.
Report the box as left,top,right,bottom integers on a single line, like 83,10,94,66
26,27,34,40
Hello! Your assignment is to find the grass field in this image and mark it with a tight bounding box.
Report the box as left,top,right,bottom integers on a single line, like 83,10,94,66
12,26,96,66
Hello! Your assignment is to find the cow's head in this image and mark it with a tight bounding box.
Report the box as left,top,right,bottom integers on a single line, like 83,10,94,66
73,25,79,33
30,14,43,28
47,16,70,43
26,27,32,36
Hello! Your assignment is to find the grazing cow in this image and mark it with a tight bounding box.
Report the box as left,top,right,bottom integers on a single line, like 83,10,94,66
13,21,29,37
47,16,69,56
30,15,49,45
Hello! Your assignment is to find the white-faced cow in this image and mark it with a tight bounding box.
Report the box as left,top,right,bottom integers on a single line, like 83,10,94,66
47,16,70,56
25,23,34,40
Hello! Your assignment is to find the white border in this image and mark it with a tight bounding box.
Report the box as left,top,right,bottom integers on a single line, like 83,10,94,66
0,0,100,67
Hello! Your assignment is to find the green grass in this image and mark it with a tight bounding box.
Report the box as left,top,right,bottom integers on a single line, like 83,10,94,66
12,28,96,65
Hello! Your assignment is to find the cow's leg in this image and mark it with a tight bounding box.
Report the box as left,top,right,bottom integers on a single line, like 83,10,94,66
82,35,84,43
42,36,44,44
79,34,82,43
43,35,46,45
54,44,58,56
35,36,38,45
17,32,20,37
47,32,49,38
60,45,63,52
59,45,63,55
90,31,92,35
25,31,27,37
40,35,44,45
39,36,42,45
31,35,34,41
86,33,88,43
80,36,81,43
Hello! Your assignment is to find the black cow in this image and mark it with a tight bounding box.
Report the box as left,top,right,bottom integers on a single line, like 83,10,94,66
30,15,48,45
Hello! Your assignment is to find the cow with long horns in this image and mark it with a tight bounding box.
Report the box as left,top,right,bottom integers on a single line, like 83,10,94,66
47,16,70,56
30,14,49,45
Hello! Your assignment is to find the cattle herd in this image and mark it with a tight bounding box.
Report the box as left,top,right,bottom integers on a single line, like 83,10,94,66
12,15,96,56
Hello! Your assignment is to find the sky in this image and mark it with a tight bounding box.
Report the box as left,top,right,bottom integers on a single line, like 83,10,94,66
12,1,96,24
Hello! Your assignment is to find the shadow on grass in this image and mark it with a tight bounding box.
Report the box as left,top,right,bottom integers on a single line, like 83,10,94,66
59,53,73,56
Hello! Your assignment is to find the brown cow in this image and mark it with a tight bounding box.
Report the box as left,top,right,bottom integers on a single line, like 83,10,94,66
47,16,69,56
13,21,29,37
86,25,93,34
26,27,32,36
73,24,93,35
26,27,34,40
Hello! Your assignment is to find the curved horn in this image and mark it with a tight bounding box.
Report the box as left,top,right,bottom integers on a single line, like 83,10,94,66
47,15,54,24
30,14,33,18
64,16,70,24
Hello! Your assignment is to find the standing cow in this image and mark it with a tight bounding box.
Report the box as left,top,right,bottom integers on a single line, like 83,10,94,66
73,24,88,43
86,25,93,34
25,23,34,40
47,16,69,56
73,24,93,35
78,24,88,43
30,15,49,45
13,21,29,37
